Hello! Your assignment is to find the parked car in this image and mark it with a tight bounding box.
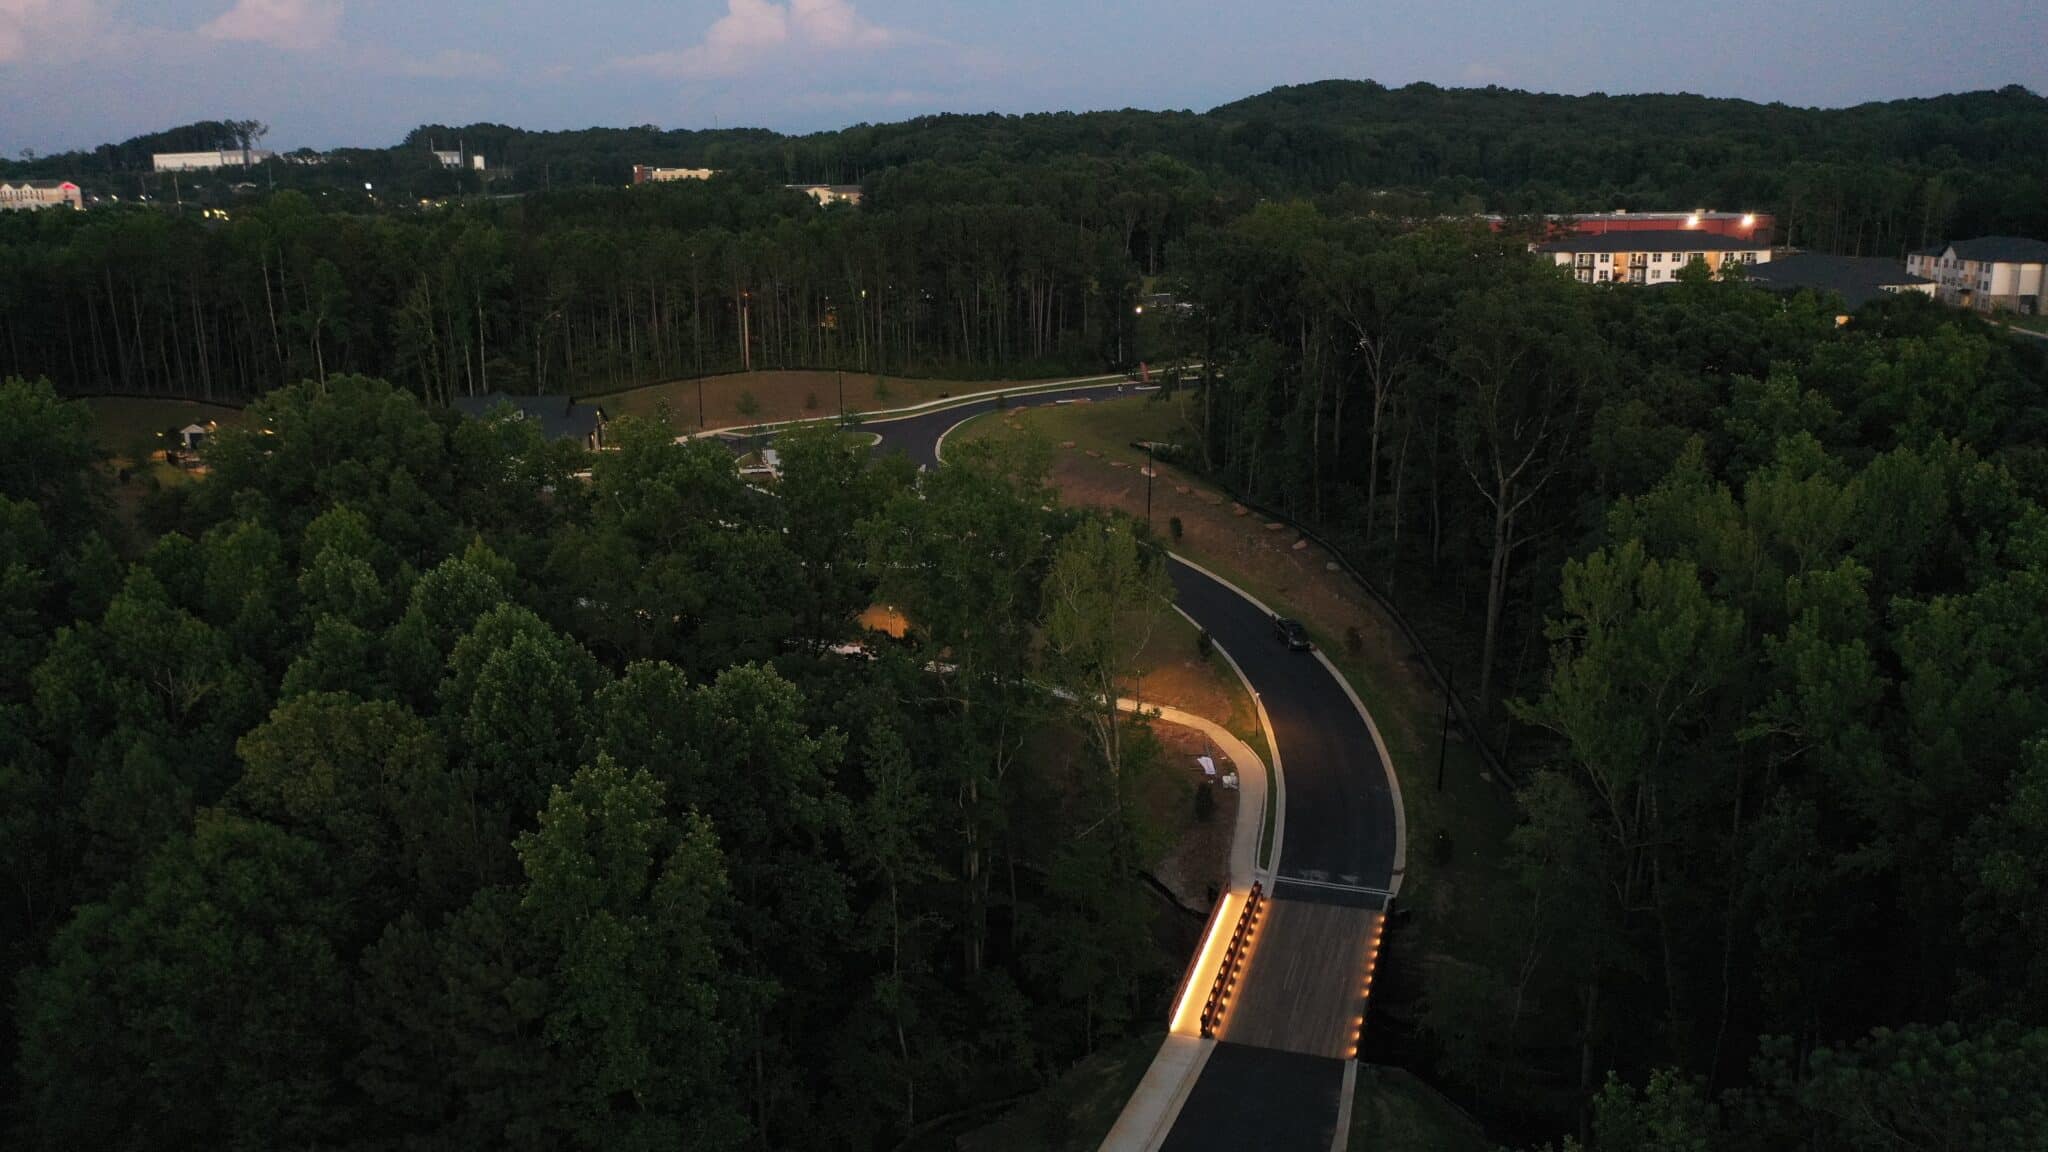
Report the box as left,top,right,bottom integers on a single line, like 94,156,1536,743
1273,616,1312,651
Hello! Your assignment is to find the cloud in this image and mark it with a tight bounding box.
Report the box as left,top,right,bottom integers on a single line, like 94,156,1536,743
0,0,108,64
200,0,341,53
395,47,502,80
614,0,904,79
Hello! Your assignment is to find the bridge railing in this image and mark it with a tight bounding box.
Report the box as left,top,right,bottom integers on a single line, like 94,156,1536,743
1198,880,1264,1039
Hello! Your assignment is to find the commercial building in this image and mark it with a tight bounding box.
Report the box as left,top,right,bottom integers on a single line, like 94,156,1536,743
633,166,716,184
789,184,863,206
1534,230,1771,284
1744,254,1935,320
1906,237,2048,315
1493,210,1776,245
153,149,276,172
0,180,83,211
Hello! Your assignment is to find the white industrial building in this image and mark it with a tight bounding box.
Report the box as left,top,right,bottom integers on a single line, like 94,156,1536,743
153,149,276,172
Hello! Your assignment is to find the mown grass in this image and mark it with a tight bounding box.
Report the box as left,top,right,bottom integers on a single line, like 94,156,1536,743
83,397,245,461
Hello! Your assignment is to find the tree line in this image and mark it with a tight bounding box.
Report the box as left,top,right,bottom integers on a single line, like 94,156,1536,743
0,162,1209,404
1165,203,2048,1147
0,375,1182,1149
8,80,2044,253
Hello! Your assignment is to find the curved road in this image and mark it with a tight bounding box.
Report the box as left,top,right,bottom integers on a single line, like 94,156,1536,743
744,381,1403,1150
898,386,1401,907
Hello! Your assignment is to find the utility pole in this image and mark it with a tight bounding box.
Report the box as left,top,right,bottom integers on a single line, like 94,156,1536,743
740,291,752,373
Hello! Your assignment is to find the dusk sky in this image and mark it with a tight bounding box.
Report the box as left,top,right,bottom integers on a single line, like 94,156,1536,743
2,0,2044,153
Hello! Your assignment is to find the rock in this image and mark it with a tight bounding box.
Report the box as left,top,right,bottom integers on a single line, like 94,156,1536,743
1202,493,1224,506
1059,440,1076,449
1084,449,1101,458
1230,503,1248,517
1326,561,1341,572
1264,521,1285,531
1110,460,1128,469
1292,539,1309,551
1175,485,1190,495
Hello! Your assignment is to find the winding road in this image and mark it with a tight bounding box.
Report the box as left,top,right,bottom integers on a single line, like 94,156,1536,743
736,379,1405,1150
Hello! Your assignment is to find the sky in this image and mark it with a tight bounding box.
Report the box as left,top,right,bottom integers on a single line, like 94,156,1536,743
1,0,2044,153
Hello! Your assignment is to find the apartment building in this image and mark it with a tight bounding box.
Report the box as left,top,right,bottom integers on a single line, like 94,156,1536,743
1906,237,2048,315
1533,230,1771,284
1491,210,1776,245
789,184,864,206
0,180,83,211
633,166,717,184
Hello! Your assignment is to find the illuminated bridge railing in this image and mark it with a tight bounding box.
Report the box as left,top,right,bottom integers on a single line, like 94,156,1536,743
1199,881,1263,1039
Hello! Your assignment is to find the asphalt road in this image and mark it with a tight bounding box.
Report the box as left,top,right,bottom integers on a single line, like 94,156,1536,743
890,382,1402,903
870,380,1149,468
745,380,1402,1150
1168,558,1398,906
1157,1044,1346,1152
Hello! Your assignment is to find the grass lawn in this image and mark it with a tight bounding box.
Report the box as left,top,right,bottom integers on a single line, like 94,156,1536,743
83,397,245,462
591,369,1084,432
951,1032,1165,1152
1347,1064,1493,1152
956,395,1522,988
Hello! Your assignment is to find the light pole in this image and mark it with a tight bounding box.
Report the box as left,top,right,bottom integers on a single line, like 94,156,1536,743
1145,439,1155,526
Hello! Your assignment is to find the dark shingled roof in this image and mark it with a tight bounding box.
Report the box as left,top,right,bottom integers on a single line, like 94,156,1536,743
1745,254,1933,309
450,393,604,442
1535,229,1771,254
1941,236,2048,263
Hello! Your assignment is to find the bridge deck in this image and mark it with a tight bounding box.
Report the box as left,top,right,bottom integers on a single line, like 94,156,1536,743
1217,899,1380,1059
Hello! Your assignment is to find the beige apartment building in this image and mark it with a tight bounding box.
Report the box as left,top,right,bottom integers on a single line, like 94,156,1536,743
1534,230,1771,284
0,180,83,211
1907,237,2048,315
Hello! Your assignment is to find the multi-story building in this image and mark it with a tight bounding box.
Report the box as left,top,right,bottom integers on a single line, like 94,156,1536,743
633,165,716,184
1493,210,1776,245
0,180,83,211
153,149,276,172
1533,230,1772,284
789,184,863,206
1906,237,2048,315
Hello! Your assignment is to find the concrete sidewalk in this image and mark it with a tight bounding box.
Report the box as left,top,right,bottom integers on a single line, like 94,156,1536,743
1097,703,1272,1152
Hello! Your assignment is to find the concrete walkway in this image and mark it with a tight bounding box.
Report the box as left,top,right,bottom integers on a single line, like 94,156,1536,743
1096,705,1272,1152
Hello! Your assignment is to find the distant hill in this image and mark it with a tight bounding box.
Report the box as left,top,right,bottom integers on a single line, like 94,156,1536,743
3,80,2044,253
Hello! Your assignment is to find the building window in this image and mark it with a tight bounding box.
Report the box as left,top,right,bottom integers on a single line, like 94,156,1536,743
1598,270,1611,282
1653,253,1664,263
1600,253,1611,264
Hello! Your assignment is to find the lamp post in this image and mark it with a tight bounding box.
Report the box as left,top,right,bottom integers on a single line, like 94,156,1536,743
1145,439,1155,527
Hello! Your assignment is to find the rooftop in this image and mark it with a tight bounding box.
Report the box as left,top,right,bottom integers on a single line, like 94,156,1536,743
450,393,604,442
1534,230,1771,254
1940,236,2048,263
1745,254,1933,309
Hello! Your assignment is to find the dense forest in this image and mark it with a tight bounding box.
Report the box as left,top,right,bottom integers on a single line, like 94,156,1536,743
3,81,2046,407
1,376,1190,1149
1169,207,2048,1146
6,78,2048,1150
